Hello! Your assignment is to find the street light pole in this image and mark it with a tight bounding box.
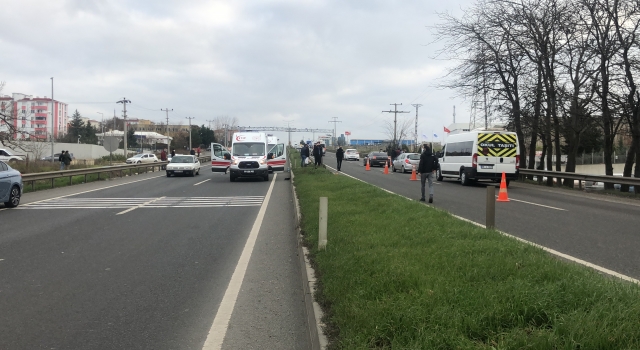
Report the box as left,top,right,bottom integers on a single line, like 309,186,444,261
50,77,54,163
186,117,194,151
117,98,131,157
97,112,104,135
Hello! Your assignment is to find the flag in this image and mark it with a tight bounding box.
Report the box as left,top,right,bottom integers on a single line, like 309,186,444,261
433,133,438,138
422,134,427,139
444,126,451,133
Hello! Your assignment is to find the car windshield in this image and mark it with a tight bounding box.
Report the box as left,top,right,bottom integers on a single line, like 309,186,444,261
346,150,357,153
132,154,144,158
233,142,265,156
171,156,193,163
407,154,420,160
372,152,387,157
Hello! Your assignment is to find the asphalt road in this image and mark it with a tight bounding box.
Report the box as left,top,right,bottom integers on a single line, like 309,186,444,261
0,167,310,349
324,152,640,279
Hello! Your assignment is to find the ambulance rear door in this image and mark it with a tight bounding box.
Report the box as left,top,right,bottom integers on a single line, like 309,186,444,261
267,143,287,172
210,143,231,173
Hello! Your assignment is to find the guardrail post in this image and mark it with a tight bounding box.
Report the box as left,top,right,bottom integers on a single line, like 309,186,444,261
84,174,87,183
486,185,496,229
69,176,72,186
319,197,328,250
51,178,54,189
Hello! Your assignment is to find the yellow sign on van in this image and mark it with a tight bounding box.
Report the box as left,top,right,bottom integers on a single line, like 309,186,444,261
477,133,517,157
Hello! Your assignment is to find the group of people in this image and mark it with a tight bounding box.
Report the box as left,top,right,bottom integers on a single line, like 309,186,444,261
299,142,326,168
57,150,72,170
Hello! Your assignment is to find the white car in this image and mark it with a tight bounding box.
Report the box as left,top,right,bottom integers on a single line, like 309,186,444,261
344,149,360,161
0,149,25,163
166,155,201,177
392,153,420,173
126,153,159,164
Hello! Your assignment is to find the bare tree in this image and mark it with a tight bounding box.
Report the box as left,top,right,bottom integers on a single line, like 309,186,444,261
382,117,413,147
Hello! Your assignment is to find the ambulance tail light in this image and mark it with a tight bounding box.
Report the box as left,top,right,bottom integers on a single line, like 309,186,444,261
516,155,520,170
472,153,478,168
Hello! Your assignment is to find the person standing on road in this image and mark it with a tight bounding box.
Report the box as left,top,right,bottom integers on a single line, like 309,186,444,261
197,147,200,157
171,149,176,158
300,144,310,167
58,151,65,170
418,144,439,203
312,142,323,168
335,146,344,171
62,151,72,170
160,148,167,170
190,148,196,156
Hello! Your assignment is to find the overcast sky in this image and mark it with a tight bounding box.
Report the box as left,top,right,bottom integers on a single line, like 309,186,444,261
1,0,475,144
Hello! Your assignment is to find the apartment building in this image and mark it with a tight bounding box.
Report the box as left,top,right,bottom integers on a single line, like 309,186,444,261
0,93,68,140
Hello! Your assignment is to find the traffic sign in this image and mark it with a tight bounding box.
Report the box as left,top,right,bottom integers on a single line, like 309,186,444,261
345,131,351,136
103,136,120,152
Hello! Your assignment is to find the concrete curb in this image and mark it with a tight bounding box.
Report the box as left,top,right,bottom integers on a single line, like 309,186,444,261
289,169,328,350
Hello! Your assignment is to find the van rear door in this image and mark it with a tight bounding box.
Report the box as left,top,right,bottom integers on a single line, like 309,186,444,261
267,143,287,172
210,143,231,173
476,132,518,176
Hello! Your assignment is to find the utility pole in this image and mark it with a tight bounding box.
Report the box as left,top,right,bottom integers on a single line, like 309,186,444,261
117,98,131,157
186,116,195,150
206,119,214,130
382,103,410,148
50,77,54,163
453,105,456,123
113,109,116,133
328,117,342,147
97,112,104,135
411,104,422,151
161,108,173,150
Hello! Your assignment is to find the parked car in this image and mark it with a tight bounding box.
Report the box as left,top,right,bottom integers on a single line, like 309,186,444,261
363,152,389,167
0,149,25,163
0,161,23,208
392,153,420,173
166,155,201,177
126,153,159,164
344,149,360,161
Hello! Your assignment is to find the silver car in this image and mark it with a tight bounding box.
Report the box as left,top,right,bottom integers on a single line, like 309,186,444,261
392,153,421,173
0,161,23,208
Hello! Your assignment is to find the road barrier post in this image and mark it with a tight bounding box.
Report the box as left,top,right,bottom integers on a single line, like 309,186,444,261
486,185,496,229
319,197,328,250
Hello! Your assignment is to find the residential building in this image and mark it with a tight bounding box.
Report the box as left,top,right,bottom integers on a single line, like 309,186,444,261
0,93,68,140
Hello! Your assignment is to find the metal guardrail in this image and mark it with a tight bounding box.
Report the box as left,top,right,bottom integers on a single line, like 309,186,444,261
519,169,640,188
22,156,211,191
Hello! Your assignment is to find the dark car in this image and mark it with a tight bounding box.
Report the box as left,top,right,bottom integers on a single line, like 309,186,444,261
363,152,390,167
0,161,23,208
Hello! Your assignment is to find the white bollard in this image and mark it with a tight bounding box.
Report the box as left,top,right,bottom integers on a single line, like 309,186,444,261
319,197,328,250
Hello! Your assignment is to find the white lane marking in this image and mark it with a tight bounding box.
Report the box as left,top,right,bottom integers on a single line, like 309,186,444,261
194,179,211,186
330,165,640,285
0,175,165,213
505,197,566,211
202,174,277,350
19,196,265,210
116,196,166,215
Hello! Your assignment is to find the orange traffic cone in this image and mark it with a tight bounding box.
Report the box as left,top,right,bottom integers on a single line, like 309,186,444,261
365,158,371,171
497,172,510,202
409,165,418,181
383,161,389,174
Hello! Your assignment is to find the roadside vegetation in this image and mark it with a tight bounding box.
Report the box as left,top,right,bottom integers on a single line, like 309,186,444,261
290,151,640,349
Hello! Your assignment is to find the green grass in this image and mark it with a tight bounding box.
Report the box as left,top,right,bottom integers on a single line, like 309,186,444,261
290,150,640,349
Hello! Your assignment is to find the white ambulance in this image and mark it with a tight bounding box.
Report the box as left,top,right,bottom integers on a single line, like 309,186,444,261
211,132,271,182
437,130,520,186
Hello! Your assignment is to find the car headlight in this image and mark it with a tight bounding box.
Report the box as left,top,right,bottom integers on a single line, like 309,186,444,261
233,159,239,165
259,159,266,165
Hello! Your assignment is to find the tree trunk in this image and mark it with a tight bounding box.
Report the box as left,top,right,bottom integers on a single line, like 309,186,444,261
527,67,543,180
620,140,636,193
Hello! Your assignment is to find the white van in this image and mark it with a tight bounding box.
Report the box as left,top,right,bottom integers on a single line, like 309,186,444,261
437,130,520,186
229,132,270,182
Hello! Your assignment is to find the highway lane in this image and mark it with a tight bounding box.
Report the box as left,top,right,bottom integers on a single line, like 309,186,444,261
0,168,309,349
324,152,640,279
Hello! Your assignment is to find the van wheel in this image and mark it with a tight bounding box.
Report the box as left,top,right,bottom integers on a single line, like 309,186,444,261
230,175,236,182
460,170,470,186
263,174,269,181
4,186,21,208
436,168,443,181
392,164,396,172
506,179,510,188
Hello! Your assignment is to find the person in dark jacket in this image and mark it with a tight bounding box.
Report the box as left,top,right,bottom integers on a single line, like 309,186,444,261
312,142,323,168
190,148,196,156
300,144,310,167
335,146,345,171
171,149,176,158
61,151,72,170
417,144,439,203
58,151,65,170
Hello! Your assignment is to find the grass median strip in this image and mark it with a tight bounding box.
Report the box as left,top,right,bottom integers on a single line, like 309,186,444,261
292,161,640,349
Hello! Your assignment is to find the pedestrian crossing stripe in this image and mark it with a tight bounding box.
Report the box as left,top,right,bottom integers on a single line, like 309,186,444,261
477,133,517,157
18,196,264,209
